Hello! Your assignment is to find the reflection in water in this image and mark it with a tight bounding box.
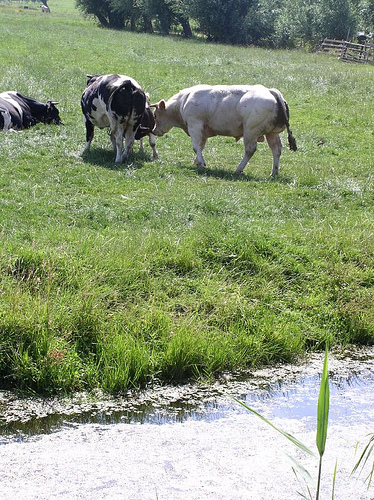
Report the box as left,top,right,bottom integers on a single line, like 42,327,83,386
0,348,373,442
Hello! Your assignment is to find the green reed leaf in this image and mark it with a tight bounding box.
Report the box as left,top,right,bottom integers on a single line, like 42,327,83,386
232,396,315,457
332,459,337,499
316,348,330,458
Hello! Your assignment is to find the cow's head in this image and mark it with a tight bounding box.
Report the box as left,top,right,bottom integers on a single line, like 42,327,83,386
135,97,155,140
45,101,62,125
85,74,101,86
135,107,155,140
151,100,171,137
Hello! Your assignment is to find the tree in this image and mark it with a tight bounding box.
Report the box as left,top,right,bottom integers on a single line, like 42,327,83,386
108,0,191,36
165,0,192,37
76,0,368,47
243,0,281,47
317,0,358,40
272,0,321,48
189,0,254,43
146,0,174,34
110,0,142,31
76,0,126,29
270,0,357,48
355,0,374,34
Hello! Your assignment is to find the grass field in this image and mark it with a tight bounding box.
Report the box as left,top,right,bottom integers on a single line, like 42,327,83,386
0,0,373,393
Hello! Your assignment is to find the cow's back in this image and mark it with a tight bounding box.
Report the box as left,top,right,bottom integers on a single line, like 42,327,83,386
0,91,32,129
81,74,144,129
177,84,279,138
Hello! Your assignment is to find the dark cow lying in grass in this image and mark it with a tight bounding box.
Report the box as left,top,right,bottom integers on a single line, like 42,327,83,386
0,91,61,131
81,74,157,163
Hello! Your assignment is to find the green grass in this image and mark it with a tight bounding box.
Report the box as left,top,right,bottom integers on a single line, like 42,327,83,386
0,0,373,393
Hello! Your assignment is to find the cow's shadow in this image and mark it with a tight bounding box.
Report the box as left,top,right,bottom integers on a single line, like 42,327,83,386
82,149,293,184
81,147,153,171
192,165,293,184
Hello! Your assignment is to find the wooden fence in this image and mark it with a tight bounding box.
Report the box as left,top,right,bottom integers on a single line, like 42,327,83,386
320,38,374,64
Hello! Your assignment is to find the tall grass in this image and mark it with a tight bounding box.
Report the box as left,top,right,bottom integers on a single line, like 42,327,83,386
0,0,373,393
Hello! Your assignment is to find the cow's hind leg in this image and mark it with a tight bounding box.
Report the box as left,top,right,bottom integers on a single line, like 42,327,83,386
235,136,257,174
266,133,282,178
121,128,136,162
110,132,117,151
112,127,125,163
83,119,94,153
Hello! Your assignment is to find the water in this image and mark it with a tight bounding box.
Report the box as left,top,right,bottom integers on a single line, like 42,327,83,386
0,348,373,499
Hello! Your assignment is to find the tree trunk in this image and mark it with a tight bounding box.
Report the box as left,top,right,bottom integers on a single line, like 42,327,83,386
159,17,171,35
143,15,154,33
108,12,125,29
130,15,136,31
96,13,109,28
180,17,192,38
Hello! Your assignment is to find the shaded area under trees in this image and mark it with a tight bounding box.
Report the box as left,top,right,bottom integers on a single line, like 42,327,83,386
75,0,373,48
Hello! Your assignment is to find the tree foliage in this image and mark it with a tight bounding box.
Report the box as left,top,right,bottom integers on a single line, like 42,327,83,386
75,0,373,48
76,0,125,28
189,0,254,43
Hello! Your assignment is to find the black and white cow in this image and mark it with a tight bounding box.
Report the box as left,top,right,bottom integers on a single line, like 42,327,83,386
81,74,157,163
0,91,61,132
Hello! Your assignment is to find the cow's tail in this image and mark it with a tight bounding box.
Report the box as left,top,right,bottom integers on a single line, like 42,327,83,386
270,89,297,151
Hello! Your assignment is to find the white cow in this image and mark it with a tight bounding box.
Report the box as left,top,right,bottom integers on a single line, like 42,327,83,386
152,84,297,177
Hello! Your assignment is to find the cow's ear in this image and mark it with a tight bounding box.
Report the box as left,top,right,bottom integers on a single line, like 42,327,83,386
150,100,166,110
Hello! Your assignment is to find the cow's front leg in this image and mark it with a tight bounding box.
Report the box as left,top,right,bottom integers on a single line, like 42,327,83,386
235,137,257,174
189,124,207,167
192,138,207,167
148,133,158,159
266,133,282,178
83,119,94,153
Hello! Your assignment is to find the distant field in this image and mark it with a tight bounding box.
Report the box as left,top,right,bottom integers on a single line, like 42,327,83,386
0,0,373,393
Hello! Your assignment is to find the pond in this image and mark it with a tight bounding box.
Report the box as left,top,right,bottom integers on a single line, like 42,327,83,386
0,347,373,499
